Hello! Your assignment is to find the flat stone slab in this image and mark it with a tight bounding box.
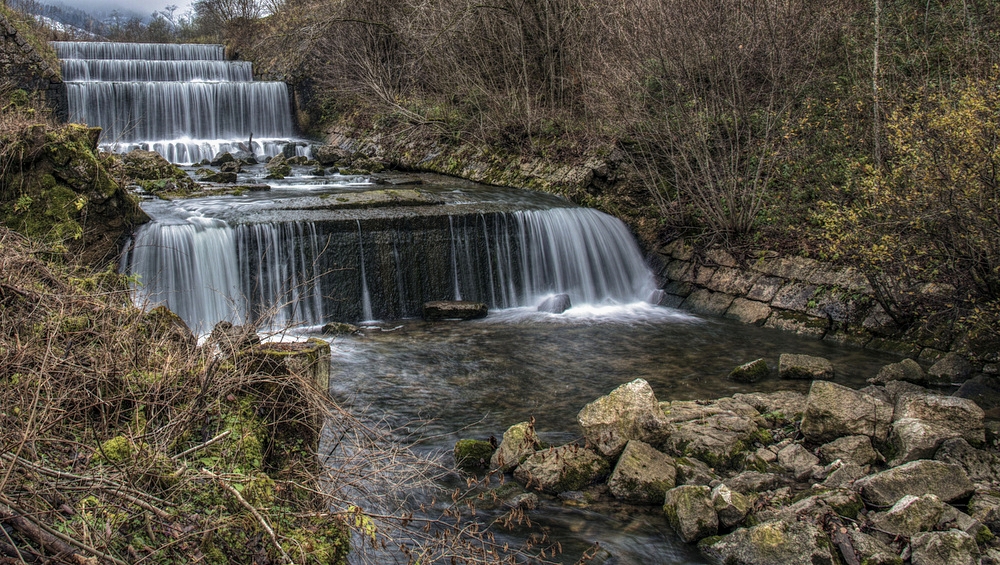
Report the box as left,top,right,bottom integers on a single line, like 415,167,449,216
779,353,834,380
856,460,974,506
423,300,488,321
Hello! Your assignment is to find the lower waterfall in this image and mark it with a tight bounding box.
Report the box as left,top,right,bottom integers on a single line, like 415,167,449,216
120,206,656,332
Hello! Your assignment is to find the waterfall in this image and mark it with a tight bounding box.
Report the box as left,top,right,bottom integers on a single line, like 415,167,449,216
121,208,657,332
53,41,306,164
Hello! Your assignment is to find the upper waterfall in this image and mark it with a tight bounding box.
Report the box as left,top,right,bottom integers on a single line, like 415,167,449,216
54,41,307,164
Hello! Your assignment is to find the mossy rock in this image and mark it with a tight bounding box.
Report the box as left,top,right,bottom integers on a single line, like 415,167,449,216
729,359,770,383
454,439,496,471
1,123,148,263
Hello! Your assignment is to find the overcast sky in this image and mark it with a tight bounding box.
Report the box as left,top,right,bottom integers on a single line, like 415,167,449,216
51,0,196,20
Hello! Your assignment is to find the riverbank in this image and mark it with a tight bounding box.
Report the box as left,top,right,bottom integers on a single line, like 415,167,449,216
0,227,353,564
467,365,1000,565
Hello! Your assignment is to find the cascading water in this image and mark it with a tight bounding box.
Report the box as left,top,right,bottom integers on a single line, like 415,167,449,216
120,198,657,333
53,41,307,164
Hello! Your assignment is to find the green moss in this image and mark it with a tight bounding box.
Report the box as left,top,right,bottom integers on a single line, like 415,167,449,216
96,436,137,464
58,314,91,333
454,439,495,471
243,474,276,506
976,524,994,544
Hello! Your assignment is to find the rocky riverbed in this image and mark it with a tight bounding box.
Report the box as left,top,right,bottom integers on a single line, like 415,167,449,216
458,353,1000,565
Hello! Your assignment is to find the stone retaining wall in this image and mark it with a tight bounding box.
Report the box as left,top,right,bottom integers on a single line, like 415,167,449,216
654,239,969,363
323,126,629,208
1,11,66,119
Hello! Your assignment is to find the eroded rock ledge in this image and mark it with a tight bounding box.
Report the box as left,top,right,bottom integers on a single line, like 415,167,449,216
459,372,1000,565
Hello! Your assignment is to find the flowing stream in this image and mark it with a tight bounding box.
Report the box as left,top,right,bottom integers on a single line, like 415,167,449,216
53,41,904,565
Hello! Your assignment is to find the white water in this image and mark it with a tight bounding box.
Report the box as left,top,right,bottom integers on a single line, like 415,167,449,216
54,41,308,164
121,190,658,333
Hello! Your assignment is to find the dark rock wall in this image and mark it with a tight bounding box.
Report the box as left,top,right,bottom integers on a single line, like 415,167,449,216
0,11,66,119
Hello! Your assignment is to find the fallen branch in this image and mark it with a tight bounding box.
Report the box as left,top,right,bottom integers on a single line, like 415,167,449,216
0,495,125,565
171,430,231,461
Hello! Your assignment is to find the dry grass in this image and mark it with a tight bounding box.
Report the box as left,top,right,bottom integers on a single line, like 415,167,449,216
0,226,563,564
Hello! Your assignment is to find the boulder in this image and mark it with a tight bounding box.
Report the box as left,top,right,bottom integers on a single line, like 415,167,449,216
927,353,974,385
711,484,751,529
537,293,572,314
219,160,241,174
869,358,926,385
728,359,769,383
122,148,198,193
910,530,980,565
661,397,761,423
607,440,676,504
889,418,966,465
700,520,839,565
868,494,946,538
845,529,902,565
821,460,867,489
231,150,257,164
453,439,495,471
778,353,834,380
732,390,807,424
513,444,609,494
206,321,259,357
141,305,195,349
674,457,719,486
490,421,539,472
933,437,1000,482
321,322,361,335
663,485,717,543
855,460,974,506
937,505,992,543
265,154,292,179
817,435,879,467
968,492,1000,532
800,380,893,443
776,443,819,480
894,393,985,444
954,374,1000,417
210,152,236,166
776,489,863,522
725,471,781,494
889,394,985,466
884,379,930,403
577,379,668,458
422,300,488,321
199,171,237,183
665,412,760,470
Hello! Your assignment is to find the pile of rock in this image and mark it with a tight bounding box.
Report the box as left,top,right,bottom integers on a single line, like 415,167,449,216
458,358,1000,564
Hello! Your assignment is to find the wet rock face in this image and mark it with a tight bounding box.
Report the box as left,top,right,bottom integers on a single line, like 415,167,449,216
537,293,572,314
